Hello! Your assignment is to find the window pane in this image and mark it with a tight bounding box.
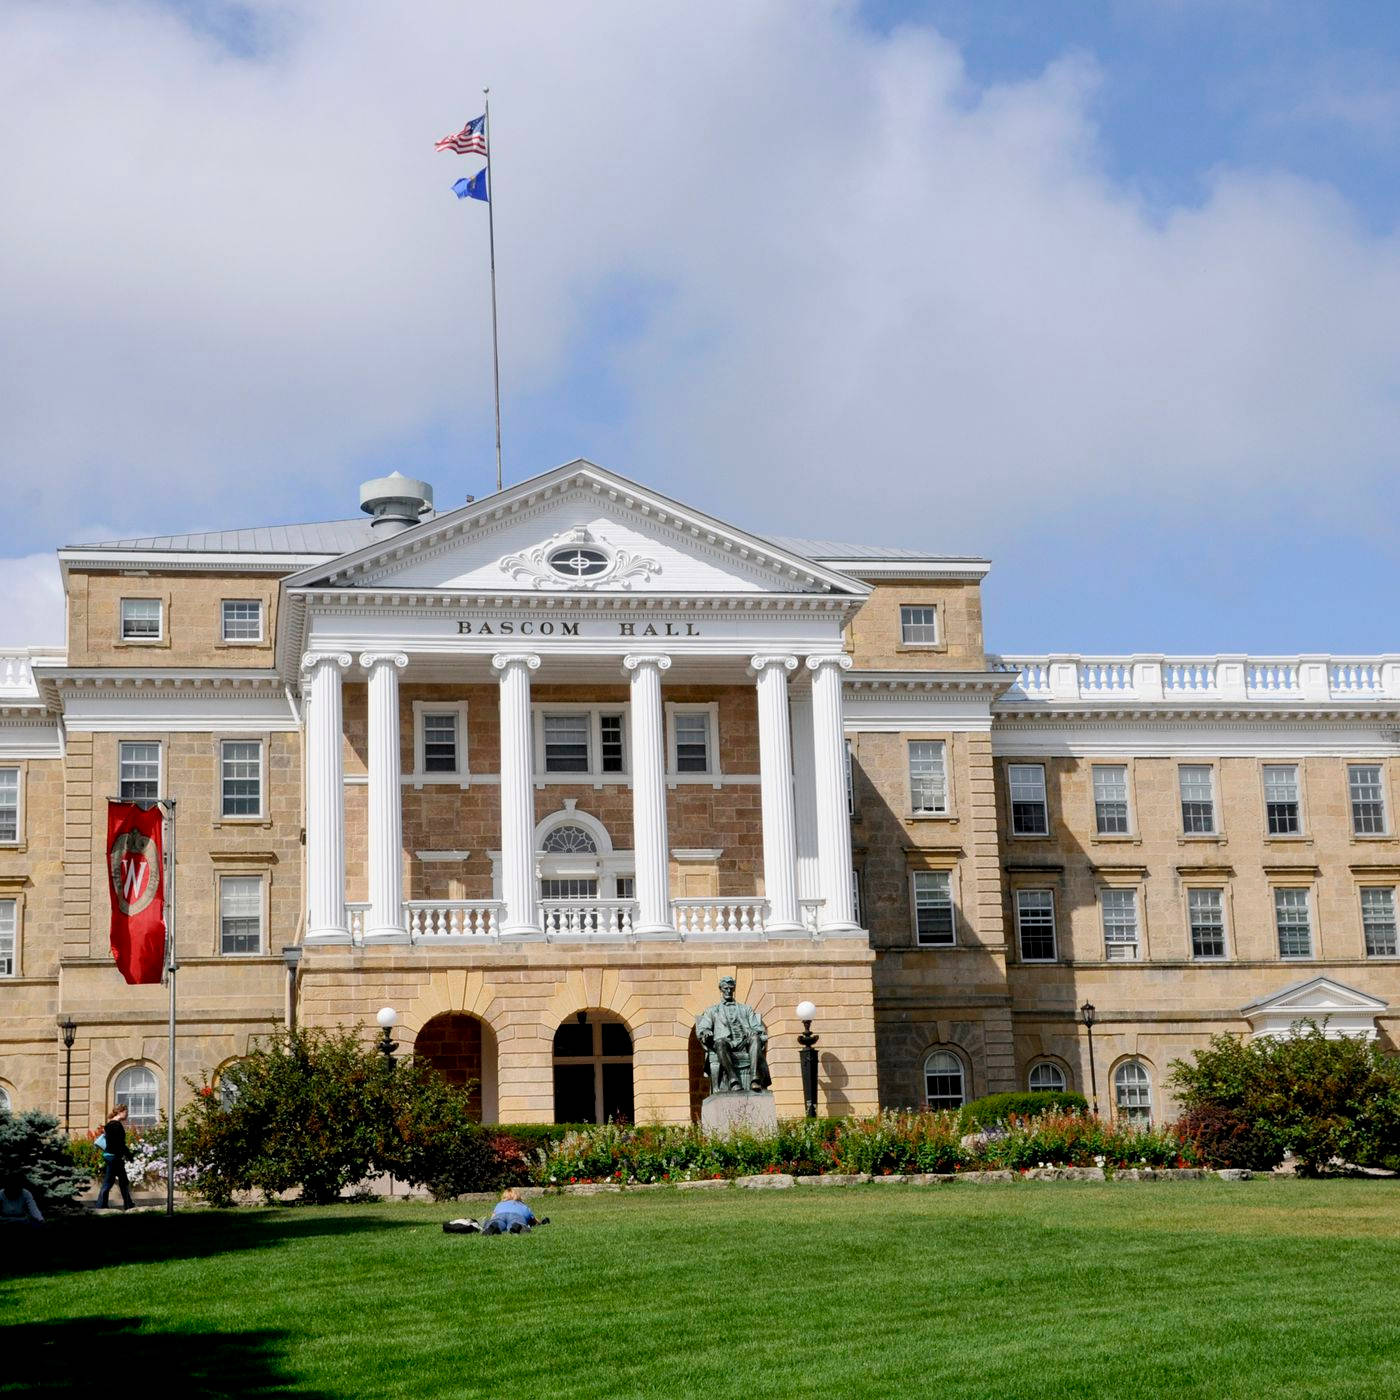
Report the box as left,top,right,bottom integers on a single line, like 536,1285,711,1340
1361,887,1398,957
1029,1062,1066,1093
1264,765,1301,835
221,600,262,641
1179,765,1215,834
221,741,261,816
1009,764,1048,835
599,714,625,773
1016,890,1056,961
1349,765,1387,835
423,713,458,773
121,598,162,639
1101,889,1139,960
913,870,954,945
220,876,262,955
0,767,16,843
1188,887,1226,958
1274,888,1313,958
115,1066,159,1128
1114,1062,1151,1125
119,742,160,801
540,824,597,854
544,714,590,773
924,1050,964,1110
1093,765,1130,835
673,711,709,773
0,899,14,976
900,605,938,645
909,741,947,814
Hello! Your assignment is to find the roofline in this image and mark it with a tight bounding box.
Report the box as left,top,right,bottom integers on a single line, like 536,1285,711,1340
57,549,328,576
819,559,991,581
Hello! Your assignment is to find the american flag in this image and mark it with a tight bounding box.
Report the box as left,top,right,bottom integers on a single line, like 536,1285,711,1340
435,115,487,156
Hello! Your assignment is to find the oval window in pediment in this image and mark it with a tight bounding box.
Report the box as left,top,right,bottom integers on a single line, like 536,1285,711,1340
546,545,609,579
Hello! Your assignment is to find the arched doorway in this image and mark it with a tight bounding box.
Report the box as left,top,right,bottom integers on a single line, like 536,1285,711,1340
552,1011,633,1124
415,1012,498,1122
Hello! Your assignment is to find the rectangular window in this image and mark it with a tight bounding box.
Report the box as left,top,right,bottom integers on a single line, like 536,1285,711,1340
599,714,626,773
543,714,590,773
1009,763,1048,835
1361,887,1398,957
422,713,458,773
900,605,938,645
1015,890,1057,961
1264,764,1301,835
912,870,955,946
673,711,710,773
1188,888,1226,959
118,742,160,801
1179,765,1216,834
1274,888,1313,958
1101,889,1140,960
1349,764,1387,835
0,899,14,976
220,600,263,642
845,740,854,816
909,741,948,814
220,741,262,817
0,767,17,843
1093,765,1130,835
852,867,863,926
120,597,162,641
219,875,262,955
615,876,636,901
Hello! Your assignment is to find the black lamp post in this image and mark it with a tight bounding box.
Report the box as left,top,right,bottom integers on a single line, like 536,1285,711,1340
57,1015,77,1133
376,1006,399,1066
1079,1001,1099,1115
796,1000,819,1118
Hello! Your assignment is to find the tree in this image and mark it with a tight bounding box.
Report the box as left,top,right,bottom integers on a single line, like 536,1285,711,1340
0,1109,93,1210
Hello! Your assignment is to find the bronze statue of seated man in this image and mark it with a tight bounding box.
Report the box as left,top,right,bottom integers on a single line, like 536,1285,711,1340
696,976,771,1093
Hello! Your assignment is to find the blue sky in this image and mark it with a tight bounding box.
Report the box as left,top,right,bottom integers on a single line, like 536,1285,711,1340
3,0,1400,655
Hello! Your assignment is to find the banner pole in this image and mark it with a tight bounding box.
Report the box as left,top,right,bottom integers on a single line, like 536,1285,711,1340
484,86,503,493
164,797,177,1218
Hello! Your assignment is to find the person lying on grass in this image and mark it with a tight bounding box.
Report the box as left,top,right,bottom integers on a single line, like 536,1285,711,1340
444,1187,550,1235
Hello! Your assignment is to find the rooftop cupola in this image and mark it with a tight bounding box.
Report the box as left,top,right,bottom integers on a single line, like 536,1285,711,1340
359,472,434,534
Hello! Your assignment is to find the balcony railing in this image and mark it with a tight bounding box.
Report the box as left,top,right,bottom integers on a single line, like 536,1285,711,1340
540,899,636,937
990,654,1400,705
672,898,769,936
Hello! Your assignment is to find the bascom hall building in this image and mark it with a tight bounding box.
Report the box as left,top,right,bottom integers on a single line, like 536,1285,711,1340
1,459,1397,1132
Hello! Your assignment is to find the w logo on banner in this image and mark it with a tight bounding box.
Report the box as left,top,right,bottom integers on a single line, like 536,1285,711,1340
107,802,166,984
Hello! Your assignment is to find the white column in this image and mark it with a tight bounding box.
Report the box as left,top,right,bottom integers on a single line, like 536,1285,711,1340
361,652,409,943
807,655,858,930
492,652,542,936
789,688,821,913
301,652,352,944
623,654,674,938
750,654,803,934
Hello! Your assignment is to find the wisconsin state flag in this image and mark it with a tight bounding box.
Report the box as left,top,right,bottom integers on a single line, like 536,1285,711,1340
107,801,166,984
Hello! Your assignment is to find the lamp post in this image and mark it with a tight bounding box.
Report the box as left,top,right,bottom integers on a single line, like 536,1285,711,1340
56,1015,77,1133
1079,1001,1099,1115
282,945,303,1034
796,1000,819,1118
376,1006,399,1067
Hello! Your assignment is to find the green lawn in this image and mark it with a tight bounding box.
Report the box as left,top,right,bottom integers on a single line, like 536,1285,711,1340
4,1181,1399,1399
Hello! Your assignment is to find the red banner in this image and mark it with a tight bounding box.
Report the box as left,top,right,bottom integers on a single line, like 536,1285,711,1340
107,802,166,985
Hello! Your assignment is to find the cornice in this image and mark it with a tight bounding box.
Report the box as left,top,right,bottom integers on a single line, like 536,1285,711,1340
993,702,1400,724
846,669,1013,697
58,549,324,575
293,589,861,615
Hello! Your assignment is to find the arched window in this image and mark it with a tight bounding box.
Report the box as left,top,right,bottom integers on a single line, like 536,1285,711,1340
552,1013,634,1124
1114,1061,1152,1126
0,1084,10,1113
541,824,597,854
1028,1061,1067,1093
923,1050,966,1111
114,1065,159,1129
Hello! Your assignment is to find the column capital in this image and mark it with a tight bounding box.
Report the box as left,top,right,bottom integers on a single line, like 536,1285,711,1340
806,654,854,675
749,654,799,677
490,652,542,675
359,651,409,673
300,651,352,675
622,653,673,675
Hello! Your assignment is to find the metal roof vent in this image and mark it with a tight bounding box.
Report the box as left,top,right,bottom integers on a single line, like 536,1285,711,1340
359,472,435,534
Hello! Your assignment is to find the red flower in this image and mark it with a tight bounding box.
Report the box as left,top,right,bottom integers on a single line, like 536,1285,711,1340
199,1085,213,1098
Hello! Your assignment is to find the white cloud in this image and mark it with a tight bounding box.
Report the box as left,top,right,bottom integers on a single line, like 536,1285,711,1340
0,553,64,646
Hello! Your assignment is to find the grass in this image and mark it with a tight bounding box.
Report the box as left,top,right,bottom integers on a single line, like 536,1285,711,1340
4,1180,1400,1399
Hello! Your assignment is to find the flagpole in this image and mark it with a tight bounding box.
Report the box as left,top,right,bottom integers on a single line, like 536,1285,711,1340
484,87,503,493
163,798,177,1218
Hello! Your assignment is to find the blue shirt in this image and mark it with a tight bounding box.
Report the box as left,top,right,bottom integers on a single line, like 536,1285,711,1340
490,1198,536,1228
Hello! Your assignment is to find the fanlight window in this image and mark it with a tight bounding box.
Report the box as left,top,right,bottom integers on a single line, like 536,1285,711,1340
541,824,598,855
547,546,608,579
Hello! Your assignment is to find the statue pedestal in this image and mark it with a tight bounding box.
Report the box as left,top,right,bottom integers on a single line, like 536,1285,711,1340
701,1091,779,1138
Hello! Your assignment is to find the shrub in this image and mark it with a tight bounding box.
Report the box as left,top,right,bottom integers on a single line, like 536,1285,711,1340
1175,1105,1281,1171
375,1060,498,1200
960,1091,1088,1130
0,1109,92,1211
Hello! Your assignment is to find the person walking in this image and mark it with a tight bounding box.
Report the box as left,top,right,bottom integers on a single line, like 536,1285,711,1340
96,1104,134,1211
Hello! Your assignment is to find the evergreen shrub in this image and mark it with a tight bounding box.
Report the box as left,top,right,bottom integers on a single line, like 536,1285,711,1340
960,1091,1088,1129
0,1109,93,1210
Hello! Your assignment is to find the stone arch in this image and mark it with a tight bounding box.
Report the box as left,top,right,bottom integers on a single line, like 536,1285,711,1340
415,1011,498,1122
1110,1054,1155,1125
921,1045,969,1111
1026,1054,1074,1093
534,803,614,855
0,1080,13,1113
110,1061,162,1130
552,1008,634,1124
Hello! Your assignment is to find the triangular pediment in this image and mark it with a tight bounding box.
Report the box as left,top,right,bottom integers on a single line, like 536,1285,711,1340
283,461,868,599
1242,977,1389,1017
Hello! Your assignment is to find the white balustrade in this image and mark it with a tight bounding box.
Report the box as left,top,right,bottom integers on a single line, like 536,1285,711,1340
1078,660,1131,694
800,898,825,933
347,903,368,943
540,899,637,937
671,898,769,936
1163,660,1217,695
405,902,503,939
0,652,38,697
1331,661,1383,696
1248,661,1298,695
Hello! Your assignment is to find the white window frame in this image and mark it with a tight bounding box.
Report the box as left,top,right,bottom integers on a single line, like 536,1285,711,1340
1009,762,1049,836
1114,1061,1152,1126
411,700,470,786
1348,764,1388,836
1360,886,1398,958
1100,887,1141,961
533,704,630,781
0,898,17,977
923,1049,966,1110
665,701,721,779
219,738,265,820
219,599,264,644
1273,886,1314,959
910,868,956,947
1092,764,1132,836
1028,1061,1067,1093
113,1064,160,1129
0,766,20,846
1178,764,1217,835
1186,886,1228,960
908,739,949,816
899,604,939,646
118,740,163,802
1263,763,1304,836
218,872,266,956
1015,888,1057,962
119,597,164,642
